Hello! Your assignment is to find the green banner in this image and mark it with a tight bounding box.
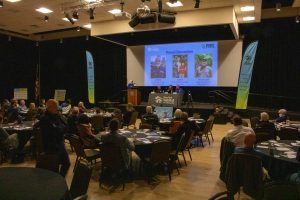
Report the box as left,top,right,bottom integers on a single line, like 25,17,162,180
235,41,258,109
86,51,95,104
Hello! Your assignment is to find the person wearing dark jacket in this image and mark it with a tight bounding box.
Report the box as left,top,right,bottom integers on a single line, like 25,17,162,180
39,99,70,177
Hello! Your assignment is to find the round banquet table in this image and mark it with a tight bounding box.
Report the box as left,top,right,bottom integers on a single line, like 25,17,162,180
0,167,71,200
255,140,300,179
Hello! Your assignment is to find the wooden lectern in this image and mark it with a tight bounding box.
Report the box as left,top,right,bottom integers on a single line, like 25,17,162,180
127,89,141,105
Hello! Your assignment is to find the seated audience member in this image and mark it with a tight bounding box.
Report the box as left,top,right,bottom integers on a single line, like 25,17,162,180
18,100,28,114
61,99,72,115
234,133,263,158
67,107,80,135
166,85,173,94
7,99,20,123
141,106,159,128
0,115,19,150
123,103,135,126
77,114,100,147
37,98,46,117
101,119,135,169
175,84,184,94
255,112,276,133
78,101,86,113
26,103,38,121
173,109,182,121
39,99,70,177
169,109,183,134
275,108,288,123
155,86,163,93
226,116,255,147
112,108,123,128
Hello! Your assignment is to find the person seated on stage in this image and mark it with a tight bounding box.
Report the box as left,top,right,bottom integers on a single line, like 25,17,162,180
123,103,135,126
275,108,288,123
26,103,38,121
7,99,21,123
169,109,183,134
112,108,124,128
18,100,28,114
155,86,163,93
255,112,276,134
101,119,135,169
77,114,100,148
166,85,173,94
226,116,255,147
127,80,135,89
174,84,184,94
78,101,86,113
67,107,80,135
61,99,72,115
0,115,19,151
141,106,159,128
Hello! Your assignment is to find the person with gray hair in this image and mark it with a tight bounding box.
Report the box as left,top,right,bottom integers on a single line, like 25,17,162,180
141,106,159,128
255,112,276,135
275,108,288,123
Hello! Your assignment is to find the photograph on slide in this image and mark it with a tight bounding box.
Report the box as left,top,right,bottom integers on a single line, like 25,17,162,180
195,54,213,78
150,55,166,78
172,55,188,78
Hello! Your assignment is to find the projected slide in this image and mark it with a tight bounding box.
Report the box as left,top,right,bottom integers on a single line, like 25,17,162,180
144,42,218,86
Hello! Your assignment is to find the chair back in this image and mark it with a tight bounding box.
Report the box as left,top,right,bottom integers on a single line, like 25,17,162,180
169,120,183,134
128,111,139,126
255,132,275,143
33,124,44,155
208,115,215,131
225,153,264,199
180,130,195,151
100,143,124,170
139,123,153,129
69,135,86,158
150,140,172,163
36,154,59,173
219,137,235,182
91,115,104,132
278,127,299,140
70,162,92,199
263,181,300,200
175,133,186,156
250,117,260,128
202,118,213,137
242,120,249,127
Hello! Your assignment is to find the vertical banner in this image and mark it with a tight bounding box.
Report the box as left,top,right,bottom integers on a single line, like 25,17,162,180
235,41,258,109
14,88,28,100
86,51,95,104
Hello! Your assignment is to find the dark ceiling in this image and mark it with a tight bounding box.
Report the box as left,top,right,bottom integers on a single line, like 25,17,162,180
261,0,295,9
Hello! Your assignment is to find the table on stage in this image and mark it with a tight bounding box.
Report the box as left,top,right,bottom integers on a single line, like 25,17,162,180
255,140,300,179
148,93,183,107
0,167,71,200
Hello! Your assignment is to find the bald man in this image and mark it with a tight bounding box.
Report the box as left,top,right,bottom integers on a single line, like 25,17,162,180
39,99,70,177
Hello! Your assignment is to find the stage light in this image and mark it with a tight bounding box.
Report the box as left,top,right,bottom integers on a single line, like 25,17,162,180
296,15,300,23
194,0,200,8
140,13,156,24
0,1,4,8
276,2,281,12
65,13,74,24
72,11,79,19
89,8,95,20
166,1,183,8
44,16,49,22
60,38,63,44
158,13,175,24
86,35,89,41
129,14,140,28
36,7,53,14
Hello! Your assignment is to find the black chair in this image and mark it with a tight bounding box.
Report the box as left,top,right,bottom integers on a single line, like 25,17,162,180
179,130,195,166
68,135,101,171
99,142,126,190
128,111,139,128
70,162,93,200
169,133,186,174
255,131,275,143
91,115,104,132
278,127,300,140
263,180,300,200
219,137,235,182
198,117,214,145
250,117,260,128
35,154,59,173
139,123,153,129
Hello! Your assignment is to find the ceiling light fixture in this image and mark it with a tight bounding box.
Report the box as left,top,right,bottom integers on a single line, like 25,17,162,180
108,9,121,14
72,11,79,19
243,16,255,21
276,2,281,12
89,8,95,20
158,13,175,23
76,26,81,31
0,1,3,8
44,16,49,22
36,7,53,14
241,5,255,12
64,13,75,24
166,1,183,8
83,23,92,29
194,0,200,8
6,0,21,2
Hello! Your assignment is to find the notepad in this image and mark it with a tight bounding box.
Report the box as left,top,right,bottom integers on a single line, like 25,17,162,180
276,147,290,151
256,145,268,149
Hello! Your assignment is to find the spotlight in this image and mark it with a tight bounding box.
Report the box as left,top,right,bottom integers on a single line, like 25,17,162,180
86,35,89,41
65,13,74,24
60,38,63,44
140,13,156,24
276,2,281,12
72,11,79,19
296,15,300,23
129,14,140,28
8,35,11,41
158,13,175,24
44,16,49,22
36,41,39,47
76,26,80,32
89,8,95,20
194,0,200,8
0,1,3,8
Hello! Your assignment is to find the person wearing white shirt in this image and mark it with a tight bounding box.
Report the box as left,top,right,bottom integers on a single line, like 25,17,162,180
226,116,255,147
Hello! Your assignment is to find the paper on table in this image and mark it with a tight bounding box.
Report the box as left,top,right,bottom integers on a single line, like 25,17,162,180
260,142,269,145
256,145,269,149
269,140,278,143
287,155,297,159
160,136,171,140
284,151,296,154
291,143,300,147
276,147,290,151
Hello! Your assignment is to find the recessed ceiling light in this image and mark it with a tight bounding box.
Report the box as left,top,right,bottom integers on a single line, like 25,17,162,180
243,16,255,21
108,9,121,14
241,6,255,12
36,7,53,14
166,1,183,8
83,23,92,29
62,17,78,22
6,0,21,2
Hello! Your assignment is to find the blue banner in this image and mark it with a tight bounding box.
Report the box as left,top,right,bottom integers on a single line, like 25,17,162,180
86,51,95,104
235,41,258,109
